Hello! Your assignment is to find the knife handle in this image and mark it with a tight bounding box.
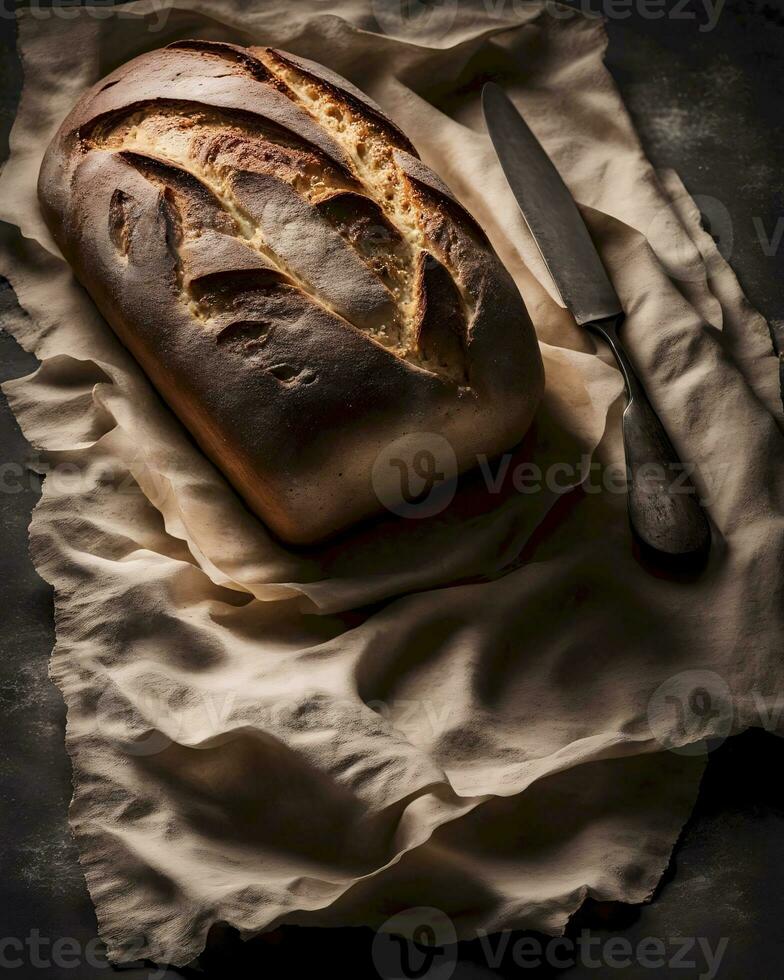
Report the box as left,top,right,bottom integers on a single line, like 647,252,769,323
588,315,711,564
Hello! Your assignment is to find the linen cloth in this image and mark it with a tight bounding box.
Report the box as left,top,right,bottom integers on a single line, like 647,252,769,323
1,0,782,966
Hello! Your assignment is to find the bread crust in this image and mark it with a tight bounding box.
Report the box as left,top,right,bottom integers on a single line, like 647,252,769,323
38,40,544,544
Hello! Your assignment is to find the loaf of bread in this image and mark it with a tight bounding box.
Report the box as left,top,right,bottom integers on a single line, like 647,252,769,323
39,40,543,544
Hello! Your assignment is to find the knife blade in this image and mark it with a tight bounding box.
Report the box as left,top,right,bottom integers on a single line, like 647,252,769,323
482,82,710,565
481,82,621,325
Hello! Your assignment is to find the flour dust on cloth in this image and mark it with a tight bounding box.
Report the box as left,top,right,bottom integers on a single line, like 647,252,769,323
1,0,782,967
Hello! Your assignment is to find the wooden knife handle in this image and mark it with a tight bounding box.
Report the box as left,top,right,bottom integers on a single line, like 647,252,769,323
589,315,711,563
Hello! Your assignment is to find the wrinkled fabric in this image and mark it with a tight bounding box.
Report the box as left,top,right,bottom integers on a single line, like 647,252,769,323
0,0,782,967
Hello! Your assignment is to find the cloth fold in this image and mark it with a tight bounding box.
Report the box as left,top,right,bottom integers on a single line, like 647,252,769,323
1,0,782,967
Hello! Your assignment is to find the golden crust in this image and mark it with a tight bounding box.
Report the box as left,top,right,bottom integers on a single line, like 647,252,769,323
38,40,544,544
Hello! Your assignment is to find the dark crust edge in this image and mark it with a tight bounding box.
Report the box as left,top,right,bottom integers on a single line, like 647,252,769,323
393,148,487,240
165,39,274,81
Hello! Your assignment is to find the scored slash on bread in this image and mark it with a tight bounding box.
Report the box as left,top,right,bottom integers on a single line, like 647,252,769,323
39,40,543,544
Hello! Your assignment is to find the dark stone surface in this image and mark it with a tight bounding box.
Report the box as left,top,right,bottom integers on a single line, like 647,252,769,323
0,2,782,977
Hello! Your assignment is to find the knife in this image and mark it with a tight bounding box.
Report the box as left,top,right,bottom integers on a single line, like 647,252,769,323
482,82,710,564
